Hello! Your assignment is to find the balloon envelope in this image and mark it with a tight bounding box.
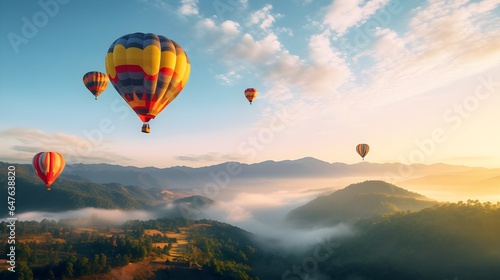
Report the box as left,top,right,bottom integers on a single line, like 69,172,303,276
244,88,258,104
83,71,108,100
356,144,370,160
105,32,190,132
32,152,65,190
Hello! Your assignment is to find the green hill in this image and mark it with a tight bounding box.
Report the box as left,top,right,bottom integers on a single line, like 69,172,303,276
324,200,500,279
0,162,163,214
287,180,437,227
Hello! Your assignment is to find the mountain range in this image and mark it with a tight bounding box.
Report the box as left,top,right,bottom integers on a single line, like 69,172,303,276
2,157,499,215
48,157,500,201
60,156,491,187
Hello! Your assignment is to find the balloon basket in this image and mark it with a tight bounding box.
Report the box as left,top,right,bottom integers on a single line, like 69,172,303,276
142,124,151,133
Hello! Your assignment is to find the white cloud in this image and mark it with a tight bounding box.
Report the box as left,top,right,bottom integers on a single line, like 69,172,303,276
194,19,242,51
196,17,352,98
178,0,199,15
324,0,390,35
249,4,282,31
189,0,499,140
257,32,351,99
220,20,241,35
199,17,216,30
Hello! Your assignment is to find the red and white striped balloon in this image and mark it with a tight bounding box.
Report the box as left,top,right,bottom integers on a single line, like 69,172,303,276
32,152,65,190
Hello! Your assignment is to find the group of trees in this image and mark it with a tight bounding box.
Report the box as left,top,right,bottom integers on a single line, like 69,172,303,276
2,201,500,279
0,218,186,279
319,200,500,279
182,221,260,279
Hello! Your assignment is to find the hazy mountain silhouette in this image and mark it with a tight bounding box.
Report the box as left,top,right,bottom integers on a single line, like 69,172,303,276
60,157,480,189
287,180,437,228
400,168,500,195
3,158,497,205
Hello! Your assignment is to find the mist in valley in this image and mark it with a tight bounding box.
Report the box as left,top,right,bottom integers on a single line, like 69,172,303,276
15,178,359,253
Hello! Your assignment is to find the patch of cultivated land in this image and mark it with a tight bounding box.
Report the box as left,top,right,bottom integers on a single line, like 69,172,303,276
164,228,188,260
18,232,65,244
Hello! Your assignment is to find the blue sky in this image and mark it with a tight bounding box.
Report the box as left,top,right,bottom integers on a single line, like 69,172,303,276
1,0,500,168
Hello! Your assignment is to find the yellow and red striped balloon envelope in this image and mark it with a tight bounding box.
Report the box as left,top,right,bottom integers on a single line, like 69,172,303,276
105,32,190,133
244,88,258,104
356,144,370,161
32,152,65,190
83,71,108,100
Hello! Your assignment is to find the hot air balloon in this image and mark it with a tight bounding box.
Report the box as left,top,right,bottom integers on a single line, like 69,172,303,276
244,88,258,105
105,32,191,133
83,71,109,100
32,152,65,190
356,144,370,161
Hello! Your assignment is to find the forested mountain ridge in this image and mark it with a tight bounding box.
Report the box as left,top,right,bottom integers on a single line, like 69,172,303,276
287,180,437,227
0,162,164,214
322,200,500,280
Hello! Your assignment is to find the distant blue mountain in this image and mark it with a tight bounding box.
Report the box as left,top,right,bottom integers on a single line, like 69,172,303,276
60,157,476,189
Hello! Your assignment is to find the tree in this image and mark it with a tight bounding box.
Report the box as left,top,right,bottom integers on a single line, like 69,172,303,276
62,261,74,278
99,253,108,271
17,262,34,280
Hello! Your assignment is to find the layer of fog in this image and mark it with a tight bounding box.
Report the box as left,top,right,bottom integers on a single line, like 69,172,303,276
194,189,353,251
17,208,151,226
16,179,355,251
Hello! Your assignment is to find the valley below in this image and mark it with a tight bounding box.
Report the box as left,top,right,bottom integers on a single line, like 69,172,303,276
1,159,500,279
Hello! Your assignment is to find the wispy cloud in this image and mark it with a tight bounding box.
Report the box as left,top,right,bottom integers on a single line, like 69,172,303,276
138,0,172,11
347,0,500,107
0,128,132,164
324,0,390,35
158,0,500,156
215,71,241,85
174,152,244,163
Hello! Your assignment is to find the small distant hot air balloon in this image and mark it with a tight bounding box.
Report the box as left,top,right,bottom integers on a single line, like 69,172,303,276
32,152,65,190
244,88,258,105
83,71,108,100
105,32,191,133
356,144,370,161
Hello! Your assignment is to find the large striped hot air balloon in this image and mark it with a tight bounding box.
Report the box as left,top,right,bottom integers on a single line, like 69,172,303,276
105,32,191,133
356,144,370,161
32,152,65,190
244,88,258,105
83,71,108,100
